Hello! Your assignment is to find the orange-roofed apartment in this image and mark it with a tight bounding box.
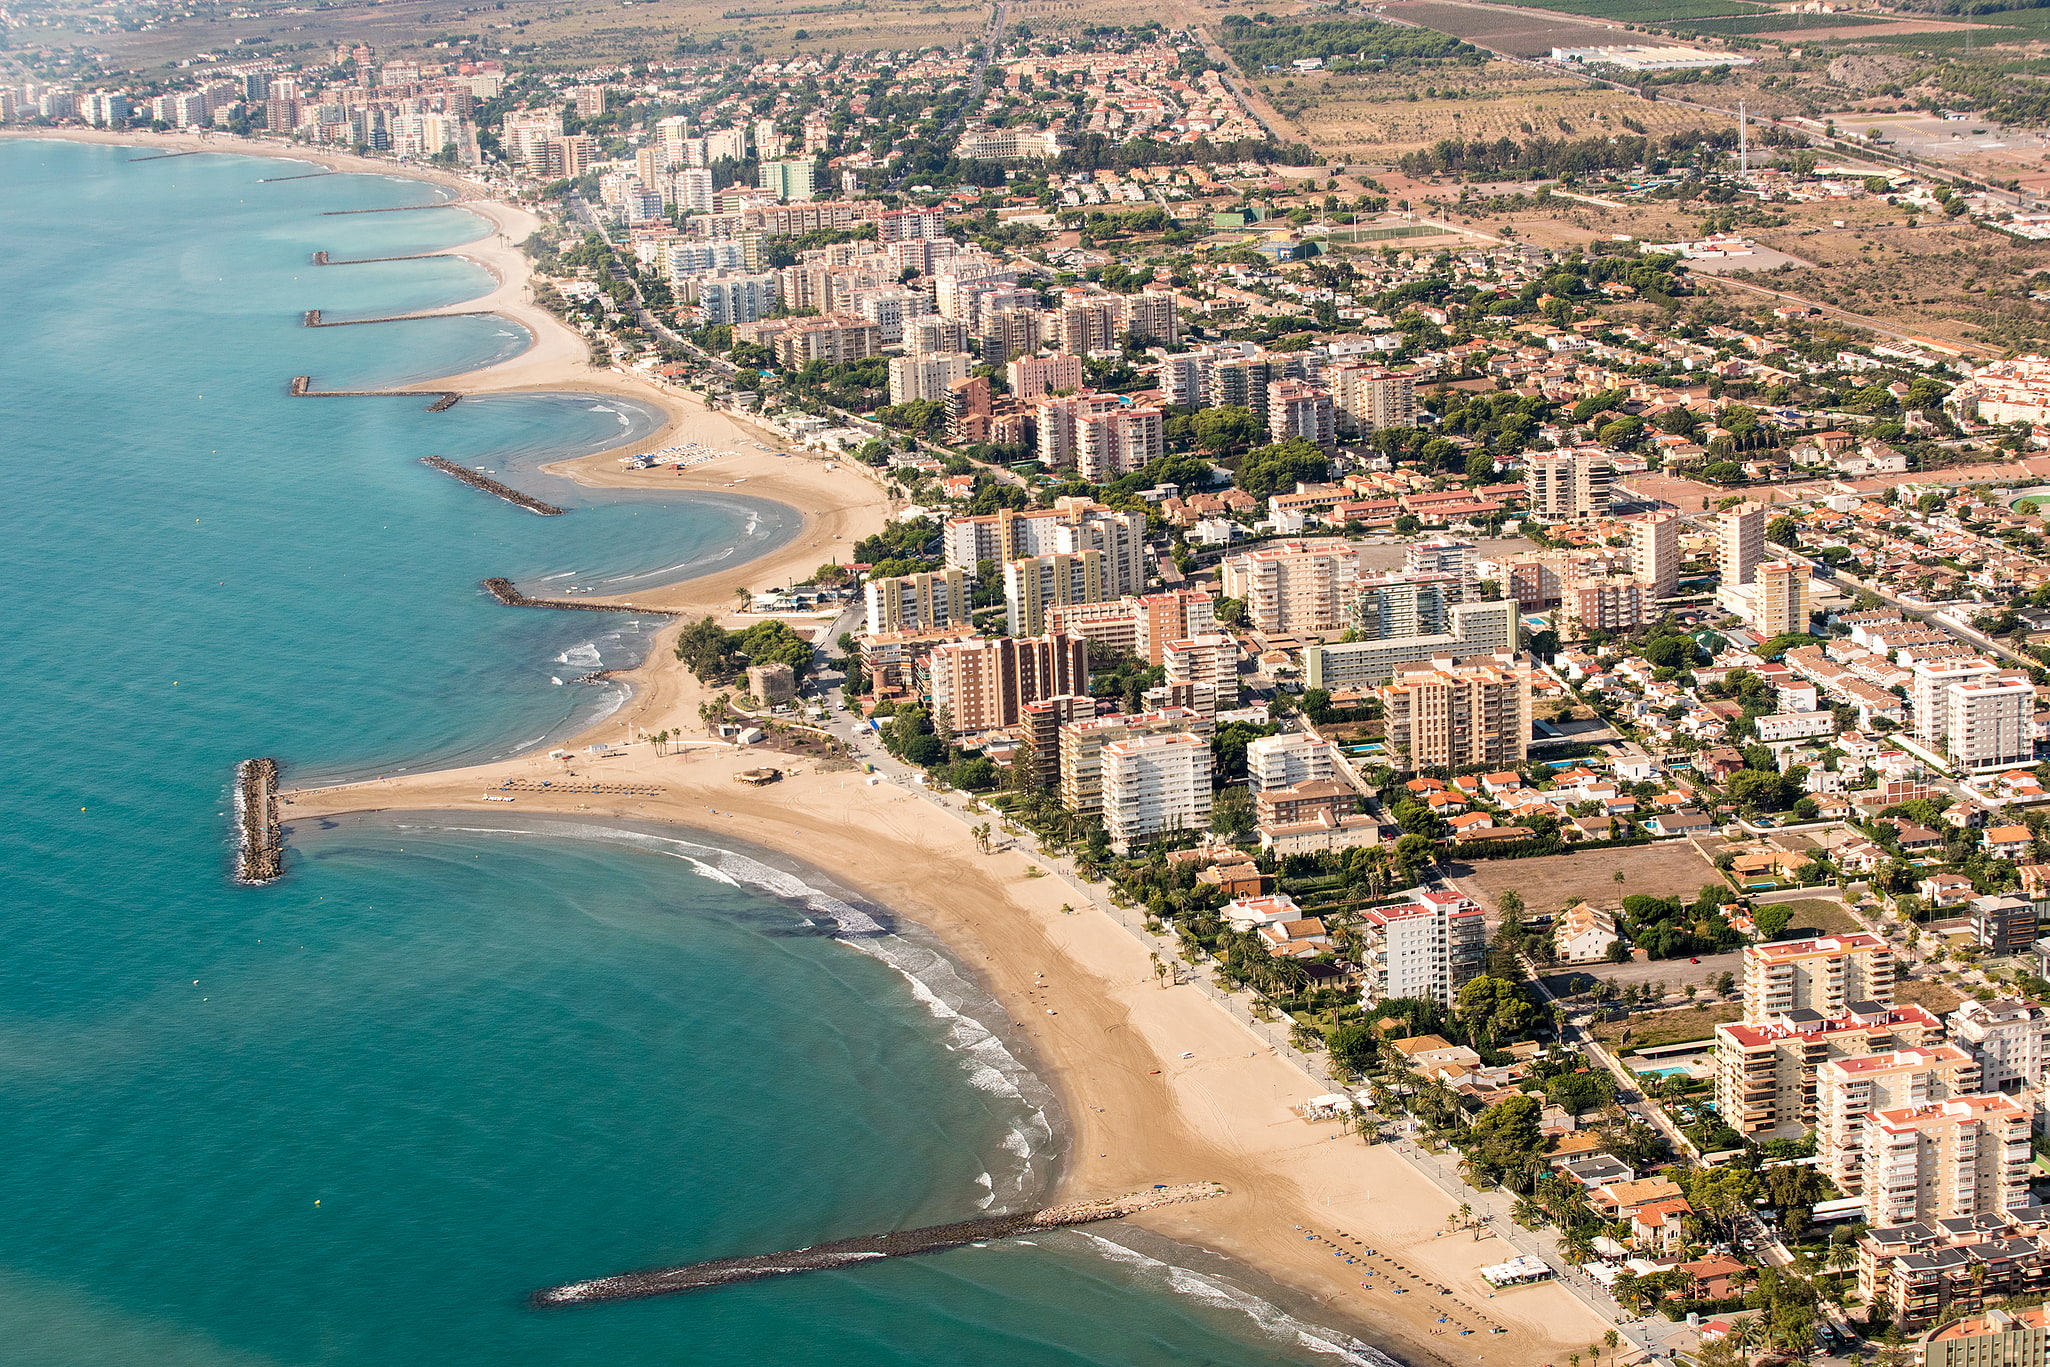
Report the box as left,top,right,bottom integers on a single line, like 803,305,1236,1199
1857,1094,2034,1227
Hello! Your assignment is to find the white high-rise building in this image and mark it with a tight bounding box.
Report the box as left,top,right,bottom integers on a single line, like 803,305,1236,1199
1360,889,1487,1007
1404,540,1475,597
864,568,972,636
1818,1045,1981,1198
888,351,973,405
1631,511,1680,601
1245,731,1334,793
675,167,715,213
1100,731,1213,855
1718,500,1765,588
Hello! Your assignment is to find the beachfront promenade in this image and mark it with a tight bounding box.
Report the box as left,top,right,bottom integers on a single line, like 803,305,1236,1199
826,711,1664,1358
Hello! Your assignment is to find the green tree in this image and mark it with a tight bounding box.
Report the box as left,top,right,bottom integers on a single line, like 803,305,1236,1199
1193,404,1262,454
1211,786,1256,844
1235,435,1329,498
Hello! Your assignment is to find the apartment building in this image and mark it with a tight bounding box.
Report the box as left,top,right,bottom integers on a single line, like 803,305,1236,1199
1163,634,1236,693
1018,693,1096,792
1404,539,1476,596
1523,449,1613,520
1919,1307,2050,1367
858,624,979,704
1376,653,1533,772
922,633,1089,738
1945,671,2037,772
1631,512,1681,601
1348,572,1462,640
1754,560,1812,637
1245,731,1335,793
1714,1002,1943,1139
1007,352,1085,400
1100,731,1214,855
1219,538,1361,635
1075,405,1166,482
887,351,973,405
1004,551,1112,637
1036,392,1123,469
1951,998,2050,1107
1267,379,1337,452
1057,708,1212,817
943,504,1148,597
1857,1093,2034,1227
1859,1206,2050,1330
864,567,971,637
735,312,881,367
1327,364,1416,435
1818,1045,1981,1195
1136,589,1217,666
1360,889,1487,1008
1301,599,1519,691
1742,933,1895,1023
1718,500,1766,588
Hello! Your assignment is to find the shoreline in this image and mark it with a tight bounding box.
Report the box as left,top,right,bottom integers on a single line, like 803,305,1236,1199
20,130,1607,1366
3,127,897,655
279,746,1612,1367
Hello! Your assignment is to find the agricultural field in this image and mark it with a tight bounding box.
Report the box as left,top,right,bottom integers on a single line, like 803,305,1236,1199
1470,0,1768,23
1264,57,1727,164
1376,0,1645,57
1663,11,1897,34
33,0,1072,73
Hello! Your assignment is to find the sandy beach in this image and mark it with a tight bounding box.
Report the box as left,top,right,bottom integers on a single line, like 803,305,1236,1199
3,127,897,631
283,745,1611,1367
22,127,1609,1364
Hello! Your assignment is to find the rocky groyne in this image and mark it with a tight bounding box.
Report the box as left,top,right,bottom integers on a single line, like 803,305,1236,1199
420,457,564,515
290,375,460,411
234,757,284,884
531,1184,1224,1307
482,578,683,616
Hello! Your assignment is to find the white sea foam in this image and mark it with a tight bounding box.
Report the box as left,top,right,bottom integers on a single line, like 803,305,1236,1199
1073,1232,1394,1366
391,816,1059,1212
558,643,602,669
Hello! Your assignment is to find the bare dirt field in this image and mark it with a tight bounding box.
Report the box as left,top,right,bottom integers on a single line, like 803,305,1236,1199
1448,840,1725,916
1726,216,2050,352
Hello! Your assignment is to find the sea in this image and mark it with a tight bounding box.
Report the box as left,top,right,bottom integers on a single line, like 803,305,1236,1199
0,138,1383,1366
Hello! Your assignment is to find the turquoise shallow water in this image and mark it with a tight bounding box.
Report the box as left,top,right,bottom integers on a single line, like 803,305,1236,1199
0,139,1368,1366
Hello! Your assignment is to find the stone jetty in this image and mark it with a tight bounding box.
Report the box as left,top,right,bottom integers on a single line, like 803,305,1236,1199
530,1183,1225,1307
313,250,449,266
482,578,682,616
260,170,335,183
420,457,564,515
129,149,204,162
320,201,473,216
290,376,460,411
303,307,495,328
234,758,284,884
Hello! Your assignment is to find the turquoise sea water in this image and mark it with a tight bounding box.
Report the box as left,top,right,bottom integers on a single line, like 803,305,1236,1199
0,139,1370,1366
